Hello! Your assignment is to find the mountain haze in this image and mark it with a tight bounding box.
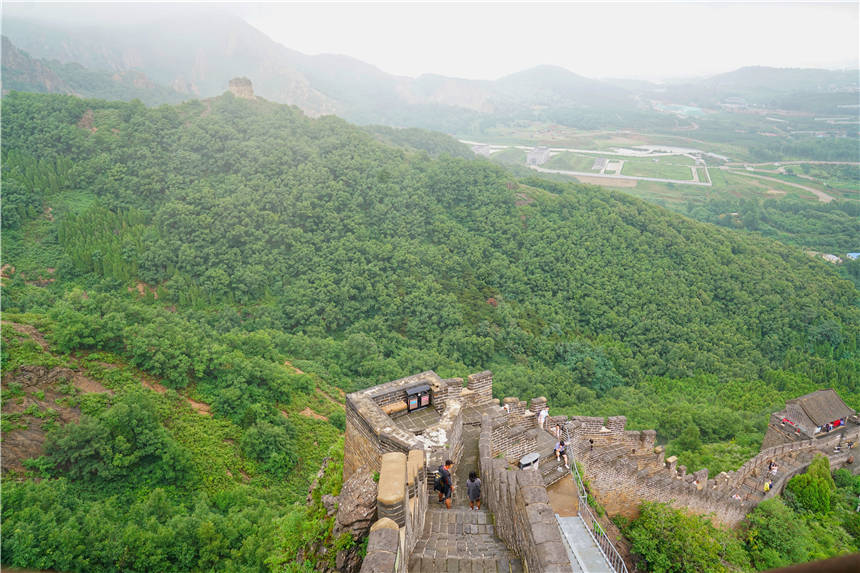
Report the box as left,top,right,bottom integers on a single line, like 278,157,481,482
5,11,857,129
2,3,860,565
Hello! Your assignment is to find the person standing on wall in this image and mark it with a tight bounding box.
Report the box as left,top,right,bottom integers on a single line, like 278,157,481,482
439,459,455,509
538,406,549,430
467,471,482,511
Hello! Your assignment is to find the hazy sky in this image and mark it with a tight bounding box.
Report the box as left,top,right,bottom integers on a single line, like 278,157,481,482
5,1,859,80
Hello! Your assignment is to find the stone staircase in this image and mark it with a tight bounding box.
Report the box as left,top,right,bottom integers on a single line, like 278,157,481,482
408,421,524,572
731,449,816,502
409,504,523,572
533,428,571,487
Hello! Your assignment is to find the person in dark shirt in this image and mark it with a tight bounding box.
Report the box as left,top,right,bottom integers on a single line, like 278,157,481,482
466,471,482,511
555,440,569,469
438,459,454,509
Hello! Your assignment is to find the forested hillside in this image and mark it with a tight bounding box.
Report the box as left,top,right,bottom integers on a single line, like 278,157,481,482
2,92,859,571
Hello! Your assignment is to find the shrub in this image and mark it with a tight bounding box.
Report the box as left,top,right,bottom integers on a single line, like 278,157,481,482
785,455,835,513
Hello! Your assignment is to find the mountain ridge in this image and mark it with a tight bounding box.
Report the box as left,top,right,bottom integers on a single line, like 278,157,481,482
7,11,854,126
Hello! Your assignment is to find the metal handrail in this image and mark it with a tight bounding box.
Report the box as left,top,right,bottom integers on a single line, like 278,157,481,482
565,428,629,573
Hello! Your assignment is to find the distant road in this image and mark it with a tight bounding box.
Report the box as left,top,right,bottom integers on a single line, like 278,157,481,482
724,161,860,167
460,139,686,158
528,165,712,186
721,168,835,203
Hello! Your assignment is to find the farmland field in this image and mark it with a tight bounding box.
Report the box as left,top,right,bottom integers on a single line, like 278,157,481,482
544,152,598,171
489,148,527,165
620,157,694,180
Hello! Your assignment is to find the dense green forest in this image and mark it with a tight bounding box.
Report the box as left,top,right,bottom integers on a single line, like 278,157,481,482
1,91,858,571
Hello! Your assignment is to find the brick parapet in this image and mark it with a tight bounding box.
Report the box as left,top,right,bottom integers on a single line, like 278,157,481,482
466,371,494,404
567,419,860,526
361,447,427,573
344,392,423,480
419,400,464,483
345,371,480,482
359,518,401,573
479,414,573,573
529,396,547,414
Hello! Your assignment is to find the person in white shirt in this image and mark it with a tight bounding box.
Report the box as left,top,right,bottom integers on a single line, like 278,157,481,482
537,407,548,429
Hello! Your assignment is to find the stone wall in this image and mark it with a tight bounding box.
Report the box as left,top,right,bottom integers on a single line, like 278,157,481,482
228,77,254,99
490,395,566,467
567,415,860,526
360,450,427,573
420,401,464,485
344,391,422,480
466,370,493,403
344,372,446,479
344,371,490,486
478,414,573,573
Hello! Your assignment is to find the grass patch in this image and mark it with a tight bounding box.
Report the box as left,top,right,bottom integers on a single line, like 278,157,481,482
621,157,695,180
544,152,599,172
489,148,526,166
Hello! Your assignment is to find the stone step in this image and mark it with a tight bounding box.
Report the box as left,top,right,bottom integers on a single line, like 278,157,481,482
412,508,523,573
540,456,568,473
408,553,521,573
424,504,493,526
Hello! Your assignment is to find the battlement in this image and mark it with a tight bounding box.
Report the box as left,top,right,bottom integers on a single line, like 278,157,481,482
228,76,255,99
343,370,496,480
340,372,860,573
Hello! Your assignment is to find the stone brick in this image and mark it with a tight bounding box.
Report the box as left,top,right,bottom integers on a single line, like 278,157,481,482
360,550,397,573
519,485,549,506
367,527,400,553
535,541,571,568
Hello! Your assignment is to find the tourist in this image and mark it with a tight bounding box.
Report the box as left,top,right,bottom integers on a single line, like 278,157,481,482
554,424,563,439
554,440,570,469
438,459,454,509
503,403,511,414
538,406,549,430
467,471,482,511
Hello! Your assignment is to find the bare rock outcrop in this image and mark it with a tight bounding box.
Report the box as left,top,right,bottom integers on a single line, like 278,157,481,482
334,464,378,573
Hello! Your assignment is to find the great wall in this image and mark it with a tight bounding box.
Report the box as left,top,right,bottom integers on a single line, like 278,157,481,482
329,370,859,573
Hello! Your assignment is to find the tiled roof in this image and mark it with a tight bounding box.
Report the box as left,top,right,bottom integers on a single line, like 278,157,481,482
788,389,855,428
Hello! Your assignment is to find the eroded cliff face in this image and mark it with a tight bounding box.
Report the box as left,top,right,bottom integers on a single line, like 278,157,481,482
1,35,73,95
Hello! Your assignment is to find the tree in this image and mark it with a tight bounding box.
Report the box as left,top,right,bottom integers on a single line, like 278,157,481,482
743,498,813,570
43,390,191,486
676,424,702,453
785,455,836,514
626,502,749,573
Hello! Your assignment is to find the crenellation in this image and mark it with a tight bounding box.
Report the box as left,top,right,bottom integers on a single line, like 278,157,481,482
349,372,860,571
529,396,547,414
606,415,627,433
466,371,493,403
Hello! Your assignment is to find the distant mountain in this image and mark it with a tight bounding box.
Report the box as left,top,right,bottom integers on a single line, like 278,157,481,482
495,65,629,107
3,12,856,125
646,66,859,112
1,36,188,105
1,11,637,126
702,66,858,93
1,13,340,115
